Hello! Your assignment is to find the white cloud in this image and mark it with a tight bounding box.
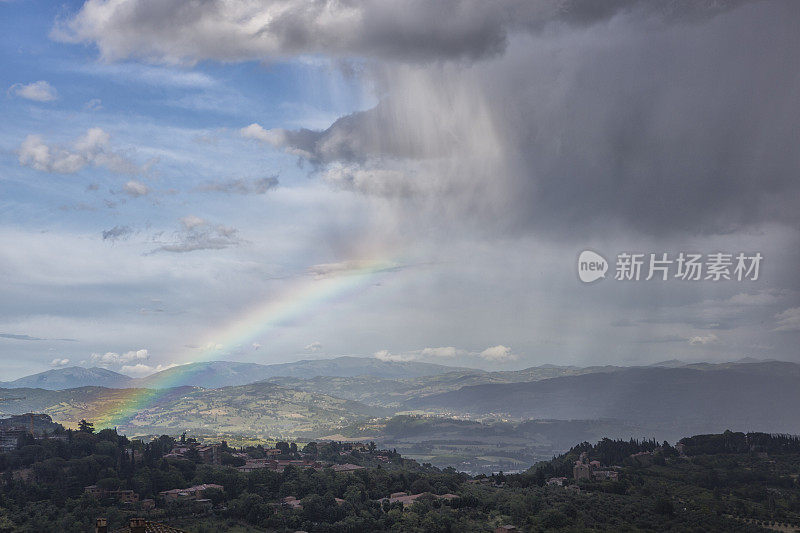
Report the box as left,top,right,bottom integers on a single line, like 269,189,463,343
419,346,462,358
373,349,417,362
726,290,789,306
688,334,719,345
180,215,205,229
374,346,466,362
122,180,149,197
305,341,322,352
17,128,142,174
50,358,70,367
479,345,517,361
152,217,240,254
774,307,800,332
84,98,103,111
78,62,217,88
196,342,224,351
9,81,58,102
120,362,178,377
241,123,314,159
90,348,149,366
241,123,273,143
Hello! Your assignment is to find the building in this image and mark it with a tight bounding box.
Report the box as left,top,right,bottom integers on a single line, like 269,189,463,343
237,458,278,472
281,496,304,509
573,461,592,480
159,483,223,501
0,429,25,452
593,470,619,481
196,445,220,464
237,458,323,473
85,486,139,503
573,458,620,482
237,461,269,473
547,477,568,486
331,463,364,472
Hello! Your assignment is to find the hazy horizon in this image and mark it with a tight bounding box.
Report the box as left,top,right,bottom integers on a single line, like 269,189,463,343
1,354,792,383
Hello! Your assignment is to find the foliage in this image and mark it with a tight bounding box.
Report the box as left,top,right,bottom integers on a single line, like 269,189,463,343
2,425,800,532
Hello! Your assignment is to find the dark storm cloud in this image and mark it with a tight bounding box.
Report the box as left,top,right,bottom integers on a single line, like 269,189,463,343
59,0,787,237
59,0,755,64
263,1,800,237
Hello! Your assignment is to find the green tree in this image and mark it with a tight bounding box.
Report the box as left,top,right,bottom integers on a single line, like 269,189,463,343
654,497,675,515
77,420,94,434
302,442,318,456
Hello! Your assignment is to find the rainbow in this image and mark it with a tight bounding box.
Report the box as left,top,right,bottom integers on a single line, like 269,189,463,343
95,257,399,430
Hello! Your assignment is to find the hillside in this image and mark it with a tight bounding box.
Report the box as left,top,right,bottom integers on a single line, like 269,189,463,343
265,365,629,407
0,357,483,391
327,415,653,473
5,360,799,444
0,382,388,437
6,358,789,394
238,356,480,379
120,381,391,437
0,366,133,390
264,361,790,408
406,366,800,439
3,427,800,532
130,356,482,389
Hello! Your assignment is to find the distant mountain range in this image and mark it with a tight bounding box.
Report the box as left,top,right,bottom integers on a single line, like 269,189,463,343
3,358,799,443
406,363,800,438
134,356,480,389
264,364,629,407
0,357,482,390
0,366,133,390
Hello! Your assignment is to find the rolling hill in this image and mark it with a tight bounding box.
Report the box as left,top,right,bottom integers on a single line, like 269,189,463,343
132,357,482,388
3,357,485,391
121,381,391,437
405,366,800,439
0,366,133,390
0,381,389,438
4,359,798,443
264,364,627,407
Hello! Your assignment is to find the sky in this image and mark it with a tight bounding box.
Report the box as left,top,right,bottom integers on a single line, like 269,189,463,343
1,0,799,380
